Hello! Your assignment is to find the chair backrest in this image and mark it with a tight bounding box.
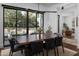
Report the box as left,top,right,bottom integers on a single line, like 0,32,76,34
44,38,55,49
30,41,43,55
55,37,63,46
9,38,16,51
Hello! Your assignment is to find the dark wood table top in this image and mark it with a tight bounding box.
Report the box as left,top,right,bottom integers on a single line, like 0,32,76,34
16,33,62,45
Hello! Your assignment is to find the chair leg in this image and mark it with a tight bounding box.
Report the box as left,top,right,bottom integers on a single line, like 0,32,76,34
42,52,44,56
21,50,23,54
42,51,44,56
53,48,56,56
9,50,13,56
46,50,48,56
42,49,44,56
35,53,38,56
11,52,13,56
56,47,59,56
24,49,28,56
62,44,64,53
38,52,40,55
9,51,13,56
9,50,12,56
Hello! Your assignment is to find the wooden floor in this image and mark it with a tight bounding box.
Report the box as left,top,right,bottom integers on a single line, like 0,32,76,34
1,47,77,56
0,41,78,56
64,43,78,52
74,52,79,56
63,42,79,56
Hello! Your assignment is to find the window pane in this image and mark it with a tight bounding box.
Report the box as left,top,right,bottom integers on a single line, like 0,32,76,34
17,10,27,35
37,13,43,27
16,10,27,41
4,9,16,46
28,12,37,35
37,13,43,39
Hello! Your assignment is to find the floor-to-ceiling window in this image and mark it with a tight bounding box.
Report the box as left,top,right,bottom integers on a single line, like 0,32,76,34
4,9,16,46
16,10,27,44
28,12,44,40
17,10,27,35
3,5,44,47
37,13,44,29
3,8,27,47
28,12,37,35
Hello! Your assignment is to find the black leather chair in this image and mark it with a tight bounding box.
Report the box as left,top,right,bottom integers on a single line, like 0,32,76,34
9,38,25,56
29,41,44,56
55,36,64,55
43,38,56,56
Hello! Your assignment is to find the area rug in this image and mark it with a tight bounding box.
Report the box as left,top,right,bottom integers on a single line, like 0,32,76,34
1,47,77,56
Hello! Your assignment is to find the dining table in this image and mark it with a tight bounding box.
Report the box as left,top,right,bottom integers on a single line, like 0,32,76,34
16,33,63,55
17,33,62,44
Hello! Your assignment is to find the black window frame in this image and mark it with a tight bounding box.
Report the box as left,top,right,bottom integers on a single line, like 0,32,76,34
2,4,44,47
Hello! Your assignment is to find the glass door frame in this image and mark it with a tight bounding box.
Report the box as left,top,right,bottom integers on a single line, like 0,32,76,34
2,5,44,47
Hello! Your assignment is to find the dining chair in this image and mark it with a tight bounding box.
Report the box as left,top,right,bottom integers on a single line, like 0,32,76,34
9,38,25,56
55,36,64,55
29,41,44,56
43,38,56,56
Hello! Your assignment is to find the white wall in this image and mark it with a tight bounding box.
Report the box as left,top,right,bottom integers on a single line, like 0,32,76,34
75,4,79,49
63,16,75,29
0,3,3,48
59,15,64,34
43,4,58,33
44,13,58,33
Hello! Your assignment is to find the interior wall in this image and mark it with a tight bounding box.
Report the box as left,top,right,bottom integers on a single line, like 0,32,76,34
58,4,79,50
63,16,75,29
44,13,58,33
59,15,64,34
75,4,79,49
0,4,3,48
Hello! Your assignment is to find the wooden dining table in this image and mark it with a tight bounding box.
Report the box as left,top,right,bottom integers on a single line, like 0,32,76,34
16,33,63,55
17,33,62,44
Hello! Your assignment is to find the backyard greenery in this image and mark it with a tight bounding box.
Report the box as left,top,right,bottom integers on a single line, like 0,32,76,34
4,9,39,28
4,8,43,46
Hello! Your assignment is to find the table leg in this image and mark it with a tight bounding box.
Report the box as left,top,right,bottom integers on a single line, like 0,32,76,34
0,50,1,56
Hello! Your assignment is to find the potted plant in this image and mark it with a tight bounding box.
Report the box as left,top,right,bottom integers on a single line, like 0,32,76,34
37,26,43,40
45,25,52,38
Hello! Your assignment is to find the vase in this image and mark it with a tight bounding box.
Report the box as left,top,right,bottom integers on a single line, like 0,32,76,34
39,32,41,40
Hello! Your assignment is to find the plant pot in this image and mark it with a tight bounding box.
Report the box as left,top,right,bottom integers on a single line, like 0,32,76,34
39,33,41,40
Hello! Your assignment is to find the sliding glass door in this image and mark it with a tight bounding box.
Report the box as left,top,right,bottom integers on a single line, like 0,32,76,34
37,13,43,29
4,9,27,46
28,12,37,41
16,10,27,42
37,13,44,39
17,10,27,35
4,9,16,46
28,12,44,40
28,12,37,35
3,7,44,47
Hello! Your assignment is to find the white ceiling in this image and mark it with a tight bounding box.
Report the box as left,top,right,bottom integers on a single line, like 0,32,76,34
38,3,58,5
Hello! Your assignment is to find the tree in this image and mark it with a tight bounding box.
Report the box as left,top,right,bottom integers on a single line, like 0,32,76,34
4,9,40,28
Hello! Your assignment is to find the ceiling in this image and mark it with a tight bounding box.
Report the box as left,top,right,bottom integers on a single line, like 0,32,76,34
37,3,59,6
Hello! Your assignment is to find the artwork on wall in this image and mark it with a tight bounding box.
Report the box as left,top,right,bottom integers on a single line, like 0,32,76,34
72,19,75,27
76,17,78,27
